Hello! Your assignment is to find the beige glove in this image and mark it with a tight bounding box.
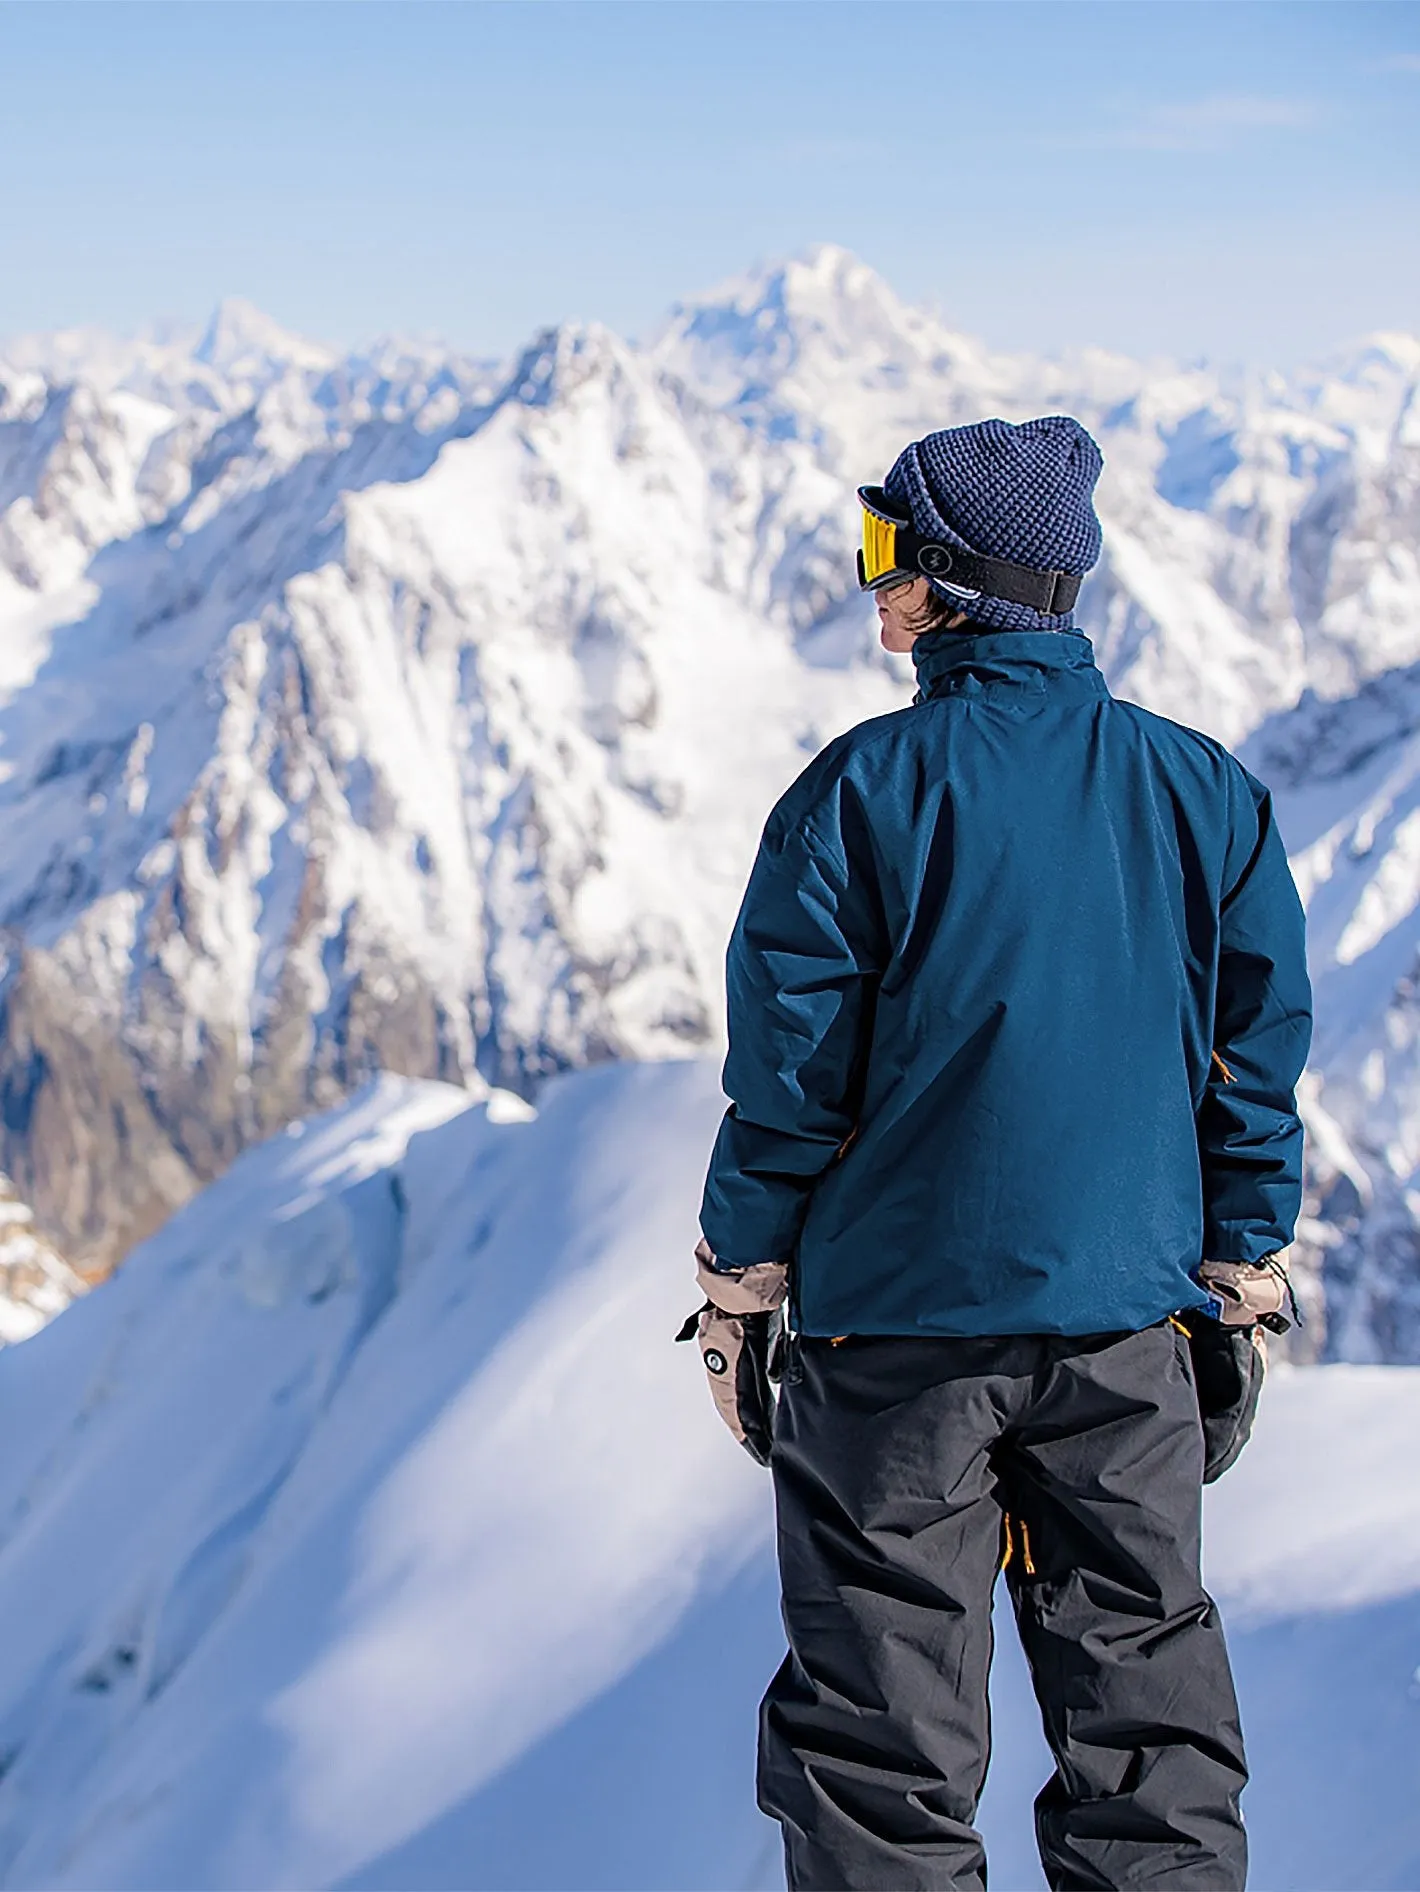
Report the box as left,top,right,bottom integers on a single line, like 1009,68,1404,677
1197,1256,1294,1331
676,1238,789,1464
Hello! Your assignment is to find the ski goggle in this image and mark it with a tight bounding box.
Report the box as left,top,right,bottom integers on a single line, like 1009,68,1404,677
856,488,920,592
854,483,1085,615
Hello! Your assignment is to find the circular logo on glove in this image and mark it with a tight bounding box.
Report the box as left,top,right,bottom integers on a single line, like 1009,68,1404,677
704,1348,728,1375
918,544,954,577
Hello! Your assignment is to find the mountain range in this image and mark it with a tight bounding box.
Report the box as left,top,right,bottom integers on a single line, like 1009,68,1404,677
2,245,1419,1357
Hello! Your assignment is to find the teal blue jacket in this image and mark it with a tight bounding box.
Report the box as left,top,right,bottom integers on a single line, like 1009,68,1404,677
700,629,1311,1337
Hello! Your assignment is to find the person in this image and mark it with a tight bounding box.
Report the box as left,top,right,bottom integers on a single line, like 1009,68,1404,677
685,416,1312,1892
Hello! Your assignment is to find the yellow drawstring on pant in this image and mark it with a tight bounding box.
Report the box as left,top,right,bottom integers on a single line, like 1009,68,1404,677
1000,1514,1036,1577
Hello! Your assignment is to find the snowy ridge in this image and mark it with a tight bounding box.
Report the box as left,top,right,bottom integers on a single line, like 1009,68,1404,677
0,1061,1414,1890
0,1064,769,1889
1,247,1419,1353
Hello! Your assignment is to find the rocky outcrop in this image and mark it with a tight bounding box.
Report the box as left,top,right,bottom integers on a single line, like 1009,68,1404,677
0,1166,85,1344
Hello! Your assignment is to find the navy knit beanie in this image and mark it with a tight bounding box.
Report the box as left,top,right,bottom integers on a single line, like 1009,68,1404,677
883,415,1104,631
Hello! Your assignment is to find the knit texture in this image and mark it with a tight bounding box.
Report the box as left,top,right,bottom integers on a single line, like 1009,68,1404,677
883,415,1104,631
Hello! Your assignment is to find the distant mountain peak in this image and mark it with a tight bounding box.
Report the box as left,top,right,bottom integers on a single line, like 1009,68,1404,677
497,320,645,412
663,242,912,338
749,242,884,300
194,297,335,379
1329,331,1420,379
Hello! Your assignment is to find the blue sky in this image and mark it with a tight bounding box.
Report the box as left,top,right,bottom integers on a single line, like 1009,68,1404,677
1,1,1416,366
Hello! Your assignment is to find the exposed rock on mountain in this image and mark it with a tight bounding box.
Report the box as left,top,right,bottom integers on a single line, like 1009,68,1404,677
0,1171,85,1344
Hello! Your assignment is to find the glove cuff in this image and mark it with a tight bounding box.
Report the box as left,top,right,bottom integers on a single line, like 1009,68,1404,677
1198,1257,1289,1326
694,1238,788,1315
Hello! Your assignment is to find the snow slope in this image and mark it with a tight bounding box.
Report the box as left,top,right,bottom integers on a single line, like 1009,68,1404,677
2,249,1419,1359
0,1061,1416,1891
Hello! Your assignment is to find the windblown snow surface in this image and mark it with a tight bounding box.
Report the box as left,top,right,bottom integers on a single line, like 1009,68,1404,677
0,1063,1415,1891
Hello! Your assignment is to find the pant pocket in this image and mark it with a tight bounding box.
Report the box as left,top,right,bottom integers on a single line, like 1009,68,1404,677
1175,1311,1266,1483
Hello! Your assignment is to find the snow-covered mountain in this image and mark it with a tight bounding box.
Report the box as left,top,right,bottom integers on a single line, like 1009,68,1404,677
2,247,1419,1355
0,1061,1415,1890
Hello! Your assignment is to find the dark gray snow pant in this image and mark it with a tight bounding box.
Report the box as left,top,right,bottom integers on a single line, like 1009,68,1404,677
759,1324,1248,1892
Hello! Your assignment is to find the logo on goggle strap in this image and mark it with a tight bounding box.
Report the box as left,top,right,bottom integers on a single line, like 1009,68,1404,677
918,545,954,577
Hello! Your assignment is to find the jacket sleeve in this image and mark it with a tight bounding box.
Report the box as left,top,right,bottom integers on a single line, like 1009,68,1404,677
1198,774,1312,1262
699,802,880,1267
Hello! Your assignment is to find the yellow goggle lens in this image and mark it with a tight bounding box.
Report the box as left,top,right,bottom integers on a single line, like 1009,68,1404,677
861,509,900,586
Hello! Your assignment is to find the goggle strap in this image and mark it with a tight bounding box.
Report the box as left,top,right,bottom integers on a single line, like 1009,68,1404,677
859,490,1081,612
920,543,1082,615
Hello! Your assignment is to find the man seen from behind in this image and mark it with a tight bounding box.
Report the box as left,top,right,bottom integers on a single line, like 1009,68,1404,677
686,415,1312,1892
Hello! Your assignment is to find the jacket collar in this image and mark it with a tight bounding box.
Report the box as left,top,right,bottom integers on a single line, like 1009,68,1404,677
910,628,1107,703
